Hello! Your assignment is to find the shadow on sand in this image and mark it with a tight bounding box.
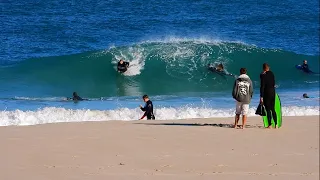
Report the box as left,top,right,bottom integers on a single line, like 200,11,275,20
135,122,264,129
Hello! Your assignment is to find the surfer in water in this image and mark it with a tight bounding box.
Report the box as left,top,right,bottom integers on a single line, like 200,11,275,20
300,60,312,73
117,59,130,73
208,63,236,77
297,60,319,74
303,93,310,98
68,92,87,101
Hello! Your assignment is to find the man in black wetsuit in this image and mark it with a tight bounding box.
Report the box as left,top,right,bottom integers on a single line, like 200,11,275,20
300,60,312,73
260,63,278,129
139,95,155,120
117,59,130,73
208,63,236,77
68,92,85,101
208,63,224,72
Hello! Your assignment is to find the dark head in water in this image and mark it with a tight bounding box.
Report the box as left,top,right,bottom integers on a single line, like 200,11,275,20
303,60,307,65
119,59,124,64
216,63,224,71
303,93,309,98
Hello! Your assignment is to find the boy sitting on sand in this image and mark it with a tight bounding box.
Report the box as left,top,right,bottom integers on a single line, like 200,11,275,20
232,68,253,129
139,95,155,120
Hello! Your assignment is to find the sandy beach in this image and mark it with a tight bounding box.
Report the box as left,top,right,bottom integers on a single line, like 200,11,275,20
0,116,318,180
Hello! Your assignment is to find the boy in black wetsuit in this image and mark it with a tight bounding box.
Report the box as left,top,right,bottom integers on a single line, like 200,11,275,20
139,95,155,120
117,59,130,73
260,63,278,129
68,92,86,101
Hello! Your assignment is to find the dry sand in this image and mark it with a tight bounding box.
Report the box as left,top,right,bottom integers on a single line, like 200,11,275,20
0,116,319,180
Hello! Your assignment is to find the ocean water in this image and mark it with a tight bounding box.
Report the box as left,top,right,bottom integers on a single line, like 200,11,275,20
1,0,319,126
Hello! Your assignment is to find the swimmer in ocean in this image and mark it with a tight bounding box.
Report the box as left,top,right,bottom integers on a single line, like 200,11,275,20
67,92,87,101
208,63,236,77
117,59,130,73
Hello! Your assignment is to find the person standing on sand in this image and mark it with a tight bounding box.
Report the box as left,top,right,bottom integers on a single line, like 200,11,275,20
232,68,253,129
260,63,278,129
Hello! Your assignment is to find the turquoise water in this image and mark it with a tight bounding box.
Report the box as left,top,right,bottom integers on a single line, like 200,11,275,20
0,0,319,125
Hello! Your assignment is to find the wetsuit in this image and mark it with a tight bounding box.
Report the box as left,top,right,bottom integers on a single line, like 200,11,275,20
73,95,83,101
117,62,129,73
260,71,277,126
140,100,155,120
67,95,84,101
208,66,235,77
301,64,312,73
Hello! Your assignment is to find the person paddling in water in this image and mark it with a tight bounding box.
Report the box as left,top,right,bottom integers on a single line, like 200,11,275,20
208,63,224,72
68,92,87,101
117,59,130,73
297,60,319,74
300,60,312,73
208,63,236,77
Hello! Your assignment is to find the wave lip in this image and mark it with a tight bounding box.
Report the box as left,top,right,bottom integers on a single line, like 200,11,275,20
0,106,318,126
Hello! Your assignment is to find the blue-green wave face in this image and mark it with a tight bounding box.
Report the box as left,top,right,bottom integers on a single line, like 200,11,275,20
1,40,319,97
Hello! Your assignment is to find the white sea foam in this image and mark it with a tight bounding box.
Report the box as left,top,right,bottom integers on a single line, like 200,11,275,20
139,36,248,46
94,37,280,78
13,96,66,101
0,106,318,126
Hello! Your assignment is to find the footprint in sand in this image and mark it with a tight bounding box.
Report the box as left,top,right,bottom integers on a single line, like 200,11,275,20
248,172,262,175
268,164,278,167
44,165,56,168
161,165,172,168
301,172,313,176
285,153,305,156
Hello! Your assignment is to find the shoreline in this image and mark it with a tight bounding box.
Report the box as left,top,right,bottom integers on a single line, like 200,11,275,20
1,115,318,127
1,116,319,180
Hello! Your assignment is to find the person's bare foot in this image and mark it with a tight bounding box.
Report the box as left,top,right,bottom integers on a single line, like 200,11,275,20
234,125,238,129
241,125,245,129
267,126,272,129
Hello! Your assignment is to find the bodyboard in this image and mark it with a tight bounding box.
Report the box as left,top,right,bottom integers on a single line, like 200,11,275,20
262,93,282,128
295,65,302,70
